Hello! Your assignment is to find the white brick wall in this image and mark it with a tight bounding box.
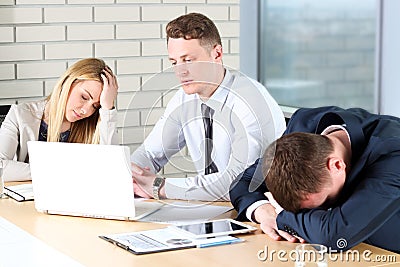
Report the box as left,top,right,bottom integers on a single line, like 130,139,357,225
17,26,65,42
116,23,161,39
1,44,42,61
0,64,14,80
94,6,140,22
117,91,162,110
0,2,240,177
95,41,141,58
17,0,65,4
117,58,162,74
0,27,13,43
141,40,168,56
0,0,14,5
44,7,92,23
142,6,185,21
17,62,66,79
68,25,115,41
45,43,92,59
117,110,140,127
116,75,141,92
0,81,43,98
187,5,229,20
0,8,42,24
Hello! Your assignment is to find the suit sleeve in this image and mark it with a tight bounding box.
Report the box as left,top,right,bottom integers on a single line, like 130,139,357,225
276,148,400,251
229,158,269,220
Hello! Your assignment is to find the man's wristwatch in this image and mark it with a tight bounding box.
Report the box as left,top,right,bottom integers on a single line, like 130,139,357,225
152,176,166,200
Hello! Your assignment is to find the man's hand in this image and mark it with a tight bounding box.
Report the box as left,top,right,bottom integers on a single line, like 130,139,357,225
254,203,305,243
254,203,281,240
131,163,155,198
131,163,166,199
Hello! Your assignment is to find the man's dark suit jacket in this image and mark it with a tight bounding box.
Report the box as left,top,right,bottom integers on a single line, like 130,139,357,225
230,106,400,253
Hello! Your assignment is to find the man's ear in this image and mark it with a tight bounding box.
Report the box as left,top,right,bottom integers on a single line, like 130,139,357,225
211,44,223,62
327,157,346,174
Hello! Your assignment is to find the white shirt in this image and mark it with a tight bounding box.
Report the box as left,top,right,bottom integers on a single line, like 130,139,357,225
245,124,351,221
131,69,286,201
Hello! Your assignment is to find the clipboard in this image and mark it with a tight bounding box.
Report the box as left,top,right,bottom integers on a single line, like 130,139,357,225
99,227,242,255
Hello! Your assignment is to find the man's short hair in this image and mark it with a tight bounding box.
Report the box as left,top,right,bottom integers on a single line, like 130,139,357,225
262,132,334,212
166,13,222,52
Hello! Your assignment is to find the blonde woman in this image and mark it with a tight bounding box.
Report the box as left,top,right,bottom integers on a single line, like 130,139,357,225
0,58,119,182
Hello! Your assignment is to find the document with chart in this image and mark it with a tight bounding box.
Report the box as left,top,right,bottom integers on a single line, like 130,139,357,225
100,219,255,255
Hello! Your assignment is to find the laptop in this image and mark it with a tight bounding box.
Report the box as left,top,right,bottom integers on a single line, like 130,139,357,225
27,141,163,221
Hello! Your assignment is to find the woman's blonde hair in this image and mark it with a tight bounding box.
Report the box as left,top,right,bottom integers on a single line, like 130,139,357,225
46,58,106,144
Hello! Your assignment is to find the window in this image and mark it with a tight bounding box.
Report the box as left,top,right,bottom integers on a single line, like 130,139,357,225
258,0,377,111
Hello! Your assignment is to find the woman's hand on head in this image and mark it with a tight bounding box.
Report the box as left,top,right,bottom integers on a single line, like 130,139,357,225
100,66,118,110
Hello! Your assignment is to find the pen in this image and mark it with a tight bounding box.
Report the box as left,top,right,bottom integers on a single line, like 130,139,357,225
197,238,243,248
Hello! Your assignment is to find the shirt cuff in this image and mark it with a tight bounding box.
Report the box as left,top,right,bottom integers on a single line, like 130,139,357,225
246,200,270,223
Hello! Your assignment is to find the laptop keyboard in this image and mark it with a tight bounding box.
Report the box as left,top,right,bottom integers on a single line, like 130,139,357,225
134,206,151,216
123,234,167,249
133,200,164,219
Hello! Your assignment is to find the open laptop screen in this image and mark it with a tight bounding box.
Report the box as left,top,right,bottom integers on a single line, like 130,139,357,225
28,141,138,220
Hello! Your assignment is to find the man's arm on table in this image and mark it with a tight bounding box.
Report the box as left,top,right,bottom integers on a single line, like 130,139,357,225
229,159,301,242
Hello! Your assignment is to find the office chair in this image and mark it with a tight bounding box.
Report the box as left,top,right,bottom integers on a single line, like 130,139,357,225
0,105,11,126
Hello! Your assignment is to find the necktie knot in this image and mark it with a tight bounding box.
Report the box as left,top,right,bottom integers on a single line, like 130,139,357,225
201,103,214,120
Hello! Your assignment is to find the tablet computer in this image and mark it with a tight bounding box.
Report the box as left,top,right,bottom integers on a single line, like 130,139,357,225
171,219,257,239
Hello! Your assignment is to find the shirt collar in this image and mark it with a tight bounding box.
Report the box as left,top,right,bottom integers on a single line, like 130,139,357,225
316,110,366,164
321,124,351,144
200,68,234,112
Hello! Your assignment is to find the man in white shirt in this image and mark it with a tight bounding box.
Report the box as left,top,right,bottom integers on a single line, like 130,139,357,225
131,13,286,201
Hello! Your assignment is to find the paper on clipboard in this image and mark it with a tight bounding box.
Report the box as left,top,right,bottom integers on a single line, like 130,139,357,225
100,227,242,255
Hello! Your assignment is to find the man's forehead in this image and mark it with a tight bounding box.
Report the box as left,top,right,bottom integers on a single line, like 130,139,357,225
168,38,206,55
